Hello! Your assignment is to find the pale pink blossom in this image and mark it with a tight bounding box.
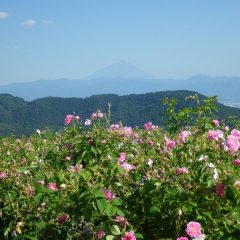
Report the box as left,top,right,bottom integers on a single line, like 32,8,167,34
91,113,97,119
110,124,121,130
208,130,224,141
65,156,71,161
38,179,45,185
212,119,219,127
96,229,105,239
231,129,240,139
144,122,153,130
118,152,127,163
114,215,126,228
97,112,104,118
186,221,203,238
28,186,34,197
91,112,104,119
103,189,115,201
64,114,74,125
119,162,136,171
225,135,240,154
47,182,58,191
0,171,7,180
121,231,136,240
179,131,191,143
68,164,82,173
134,132,139,139
176,167,189,175
120,127,132,138
84,119,92,126
164,136,176,150
177,238,188,240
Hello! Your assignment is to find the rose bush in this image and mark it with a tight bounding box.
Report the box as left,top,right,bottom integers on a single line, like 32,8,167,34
0,100,240,239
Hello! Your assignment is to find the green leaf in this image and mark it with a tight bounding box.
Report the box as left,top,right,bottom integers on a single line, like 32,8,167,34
30,165,40,171
81,170,92,181
24,235,38,240
105,204,117,217
106,235,115,240
16,167,28,174
35,221,46,230
117,209,125,217
94,189,105,198
135,233,144,239
58,173,64,182
97,198,107,212
111,225,121,235
111,198,122,206
34,193,43,205
149,206,159,216
91,146,97,155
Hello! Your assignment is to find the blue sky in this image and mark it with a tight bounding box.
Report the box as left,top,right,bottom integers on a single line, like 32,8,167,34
0,0,240,84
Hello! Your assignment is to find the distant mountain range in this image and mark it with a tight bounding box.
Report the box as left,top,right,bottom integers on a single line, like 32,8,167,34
0,61,240,106
0,90,240,136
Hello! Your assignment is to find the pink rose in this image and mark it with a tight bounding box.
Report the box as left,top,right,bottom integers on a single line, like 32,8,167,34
47,182,58,191
233,159,240,166
118,152,127,163
120,127,132,138
231,129,240,139
176,167,189,175
164,136,176,150
144,122,153,130
84,119,92,126
208,130,224,141
64,114,74,125
147,140,154,146
213,119,219,127
119,162,136,172
110,124,121,130
226,135,240,154
103,189,115,201
96,229,105,239
216,183,225,197
28,186,34,197
0,171,7,180
177,237,188,240
115,215,126,228
38,179,45,185
122,231,136,240
179,131,190,143
186,221,202,238
57,213,69,224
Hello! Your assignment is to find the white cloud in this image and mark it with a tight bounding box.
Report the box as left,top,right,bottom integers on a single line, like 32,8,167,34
0,11,9,19
22,19,37,27
42,20,53,25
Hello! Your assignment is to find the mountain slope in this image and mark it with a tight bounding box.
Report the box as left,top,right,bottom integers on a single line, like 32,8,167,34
0,61,240,102
0,90,240,136
86,61,156,79
0,74,240,103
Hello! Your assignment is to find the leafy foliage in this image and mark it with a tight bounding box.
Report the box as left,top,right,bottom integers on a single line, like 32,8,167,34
0,96,240,239
0,91,240,136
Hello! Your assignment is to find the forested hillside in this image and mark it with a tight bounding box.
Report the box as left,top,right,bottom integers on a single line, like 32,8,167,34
0,90,240,136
